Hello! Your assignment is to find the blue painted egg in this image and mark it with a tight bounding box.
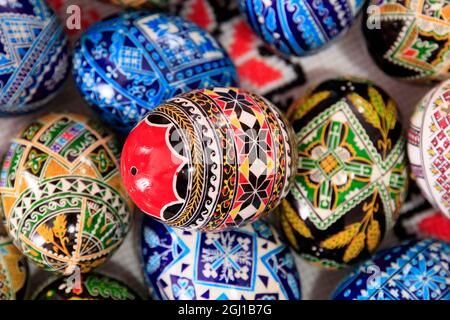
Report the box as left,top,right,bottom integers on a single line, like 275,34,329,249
239,0,365,56
0,0,69,114
72,11,239,134
333,239,450,300
140,216,302,300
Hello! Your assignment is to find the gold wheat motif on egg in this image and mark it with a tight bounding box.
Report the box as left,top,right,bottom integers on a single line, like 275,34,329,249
348,87,397,160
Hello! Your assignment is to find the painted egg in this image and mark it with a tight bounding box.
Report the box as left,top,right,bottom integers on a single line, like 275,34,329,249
46,0,120,44
333,239,450,300
0,0,69,115
0,113,133,275
0,228,28,300
141,216,301,300
121,87,296,232
278,78,408,268
408,80,450,218
72,11,239,135
238,0,365,57
363,0,450,82
33,273,141,300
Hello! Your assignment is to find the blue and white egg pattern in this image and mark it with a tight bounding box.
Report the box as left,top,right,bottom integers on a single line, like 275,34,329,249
72,11,239,134
141,216,302,300
333,239,450,300
239,0,365,56
0,0,69,114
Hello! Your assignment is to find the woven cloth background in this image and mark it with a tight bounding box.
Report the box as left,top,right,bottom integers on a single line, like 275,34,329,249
1,14,434,300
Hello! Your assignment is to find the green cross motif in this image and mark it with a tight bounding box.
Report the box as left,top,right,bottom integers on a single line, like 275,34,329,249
389,170,406,190
297,120,374,211
25,150,48,175
317,150,344,179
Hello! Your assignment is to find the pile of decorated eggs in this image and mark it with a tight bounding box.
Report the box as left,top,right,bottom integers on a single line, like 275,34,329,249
0,0,69,115
239,0,365,56
141,216,301,300
0,228,28,300
408,79,450,218
333,239,450,300
121,87,296,232
278,78,408,268
363,0,450,82
0,113,133,275
33,273,140,300
72,11,238,134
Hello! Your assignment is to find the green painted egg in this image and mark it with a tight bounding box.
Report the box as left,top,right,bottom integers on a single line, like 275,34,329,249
0,113,133,275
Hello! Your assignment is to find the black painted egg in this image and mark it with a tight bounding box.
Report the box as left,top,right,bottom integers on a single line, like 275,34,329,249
278,78,408,268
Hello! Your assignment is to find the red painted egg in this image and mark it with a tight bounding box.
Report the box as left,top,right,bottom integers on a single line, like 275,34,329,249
121,88,296,231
